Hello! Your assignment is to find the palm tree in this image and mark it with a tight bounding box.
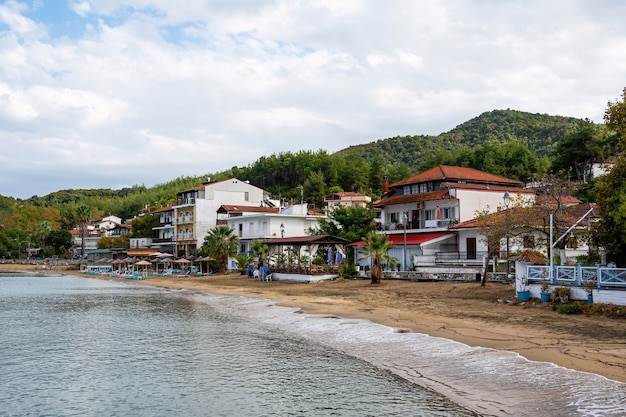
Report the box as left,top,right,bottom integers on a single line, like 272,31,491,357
34,221,52,252
233,253,252,275
76,205,92,259
201,225,238,273
359,231,397,284
251,239,269,266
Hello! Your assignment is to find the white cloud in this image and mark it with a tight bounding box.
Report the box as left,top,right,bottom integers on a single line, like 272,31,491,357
70,1,91,17
0,0,625,199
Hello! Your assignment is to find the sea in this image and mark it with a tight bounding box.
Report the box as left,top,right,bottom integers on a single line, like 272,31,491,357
1,274,624,417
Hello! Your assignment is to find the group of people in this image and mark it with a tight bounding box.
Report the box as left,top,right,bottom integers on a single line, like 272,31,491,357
247,261,272,281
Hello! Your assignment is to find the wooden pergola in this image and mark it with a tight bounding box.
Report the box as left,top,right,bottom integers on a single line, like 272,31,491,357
263,234,350,275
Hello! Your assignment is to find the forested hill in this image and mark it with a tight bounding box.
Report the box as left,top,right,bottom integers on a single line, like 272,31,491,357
335,109,582,169
7,109,587,224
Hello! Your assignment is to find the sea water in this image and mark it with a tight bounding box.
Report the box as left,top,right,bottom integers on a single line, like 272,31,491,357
0,274,624,417
0,274,475,417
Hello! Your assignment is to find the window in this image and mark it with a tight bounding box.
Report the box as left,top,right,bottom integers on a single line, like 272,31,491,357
411,184,418,194
403,185,410,195
441,207,456,219
244,191,249,201
390,212,398,223
425,209,435,220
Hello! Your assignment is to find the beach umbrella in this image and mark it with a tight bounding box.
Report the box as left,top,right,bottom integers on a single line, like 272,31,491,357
175,258,191,264
135,259,151,276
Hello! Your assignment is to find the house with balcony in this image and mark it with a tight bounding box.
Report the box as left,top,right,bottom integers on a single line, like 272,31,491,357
151,205,175,254
172,178,278,257
372,165,535,268
323,191,372,214
219,203,327,270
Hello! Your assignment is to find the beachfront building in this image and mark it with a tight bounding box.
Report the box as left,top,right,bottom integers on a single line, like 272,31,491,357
372,165,535,269
150,205,175,254
222,203,327,270
451,201,601,267
172,178,278,257
323,191,372,214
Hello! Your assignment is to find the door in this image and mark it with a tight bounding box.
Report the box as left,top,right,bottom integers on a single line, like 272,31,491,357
467,237,476,260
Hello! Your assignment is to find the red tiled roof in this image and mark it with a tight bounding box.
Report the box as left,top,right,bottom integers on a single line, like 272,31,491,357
443,182,535,194
351,232,451,246
535,195,582,205
390,165,523,188
152,205,173,213
374,190,451,208
217,205,280,214
451,203,600,229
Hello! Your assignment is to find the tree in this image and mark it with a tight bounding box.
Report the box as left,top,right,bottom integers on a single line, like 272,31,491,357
34,221,52,250
233,253,252,275
76,204,92,259
473,207,510,286
358,231,396,284
251,239,269,266
552,119,603,180
593,88,626,262
303,170,326,208
131,214,156,237
47,229,72,257
200,225,239,273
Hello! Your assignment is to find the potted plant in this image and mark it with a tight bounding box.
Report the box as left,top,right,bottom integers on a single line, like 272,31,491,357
584,279,596,304
540,280,551,303
516,275,530,302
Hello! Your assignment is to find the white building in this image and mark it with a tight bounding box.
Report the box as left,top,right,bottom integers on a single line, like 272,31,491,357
222,203,327,270
172,178,279,257
372,165,535,268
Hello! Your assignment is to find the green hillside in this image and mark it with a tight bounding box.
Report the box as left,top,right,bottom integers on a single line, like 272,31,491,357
336,109,581,168
0,109,590,245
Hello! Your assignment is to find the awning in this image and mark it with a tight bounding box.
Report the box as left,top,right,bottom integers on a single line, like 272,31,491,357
351,232,451,246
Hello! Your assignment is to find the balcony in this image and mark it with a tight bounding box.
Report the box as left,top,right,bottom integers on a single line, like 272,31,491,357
173,215,194,224
174,197,196,207
173,233,195,241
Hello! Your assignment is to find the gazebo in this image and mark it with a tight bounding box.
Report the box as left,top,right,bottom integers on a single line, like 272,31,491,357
263,234,350,282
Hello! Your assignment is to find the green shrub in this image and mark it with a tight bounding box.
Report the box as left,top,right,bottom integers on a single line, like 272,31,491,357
552,286,571,304
338,264,358,279
558,303,582,315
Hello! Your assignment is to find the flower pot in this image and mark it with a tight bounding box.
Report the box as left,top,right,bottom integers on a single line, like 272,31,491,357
587,294,593,304
517,290,530,302
540,292,552,303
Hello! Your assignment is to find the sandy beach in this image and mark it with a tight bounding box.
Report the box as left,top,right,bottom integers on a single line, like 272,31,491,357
5,265,626,384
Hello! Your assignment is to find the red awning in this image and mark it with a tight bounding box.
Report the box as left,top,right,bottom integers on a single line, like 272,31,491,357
351,232,450,246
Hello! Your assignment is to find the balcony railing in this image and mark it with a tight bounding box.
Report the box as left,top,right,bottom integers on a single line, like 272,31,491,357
435,251,488,262
174,197,196,206
173,233,195,241
173,216,194,224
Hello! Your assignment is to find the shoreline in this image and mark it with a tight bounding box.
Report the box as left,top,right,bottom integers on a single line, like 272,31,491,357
4,265,626,384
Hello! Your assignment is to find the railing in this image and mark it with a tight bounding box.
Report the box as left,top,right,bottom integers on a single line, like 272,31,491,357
600,268,626,288
173,233,194,241
173,216,194,224
526,264,626,290
174,198,196,206
435,251,488,261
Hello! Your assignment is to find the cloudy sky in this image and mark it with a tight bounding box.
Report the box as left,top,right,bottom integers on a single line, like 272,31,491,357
1,0,625,199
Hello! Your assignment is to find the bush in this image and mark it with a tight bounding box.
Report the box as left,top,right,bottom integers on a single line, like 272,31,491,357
338,264,358,279
558,303,582,315
552,286,571,304
575,252,601,266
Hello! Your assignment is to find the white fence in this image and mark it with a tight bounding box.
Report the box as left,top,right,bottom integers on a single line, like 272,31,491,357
526,264,626,290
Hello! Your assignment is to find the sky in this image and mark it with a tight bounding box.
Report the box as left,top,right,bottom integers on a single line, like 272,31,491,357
1,1,625,199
